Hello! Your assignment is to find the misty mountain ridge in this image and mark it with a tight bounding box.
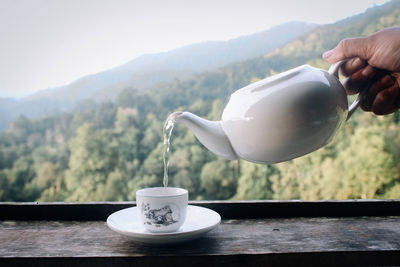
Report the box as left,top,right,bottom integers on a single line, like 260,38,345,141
0,21,316,131
26,21,317,101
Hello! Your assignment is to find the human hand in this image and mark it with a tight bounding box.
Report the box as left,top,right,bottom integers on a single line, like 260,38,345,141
323,27,400,115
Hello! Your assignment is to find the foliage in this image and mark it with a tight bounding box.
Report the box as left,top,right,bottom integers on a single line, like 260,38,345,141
1,1,400,201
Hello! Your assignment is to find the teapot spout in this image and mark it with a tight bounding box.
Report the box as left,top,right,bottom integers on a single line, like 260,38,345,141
175,112,238,160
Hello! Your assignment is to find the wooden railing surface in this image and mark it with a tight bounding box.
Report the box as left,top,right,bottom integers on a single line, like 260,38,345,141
1,200,400,266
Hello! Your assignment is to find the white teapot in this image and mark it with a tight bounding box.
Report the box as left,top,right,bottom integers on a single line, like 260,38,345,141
174,61,363,164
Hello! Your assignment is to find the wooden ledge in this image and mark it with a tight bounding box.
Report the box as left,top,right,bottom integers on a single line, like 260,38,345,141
1,217,400,266
0,199,399,220
1,201,400,266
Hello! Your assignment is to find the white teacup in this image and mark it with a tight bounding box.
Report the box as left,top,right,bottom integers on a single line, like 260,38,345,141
136,187,188,233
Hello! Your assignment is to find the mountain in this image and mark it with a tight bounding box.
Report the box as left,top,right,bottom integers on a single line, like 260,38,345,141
0,21,316,131
27,21,317,102
116,21,318,75
139,0,400,119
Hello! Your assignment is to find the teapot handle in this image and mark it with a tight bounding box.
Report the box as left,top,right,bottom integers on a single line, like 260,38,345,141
328,59,368,121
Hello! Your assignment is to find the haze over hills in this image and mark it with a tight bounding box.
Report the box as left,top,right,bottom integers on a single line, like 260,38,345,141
27,21,317,101
0,21,316,131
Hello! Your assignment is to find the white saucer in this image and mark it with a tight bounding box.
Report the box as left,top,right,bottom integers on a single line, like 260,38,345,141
107,205,221,244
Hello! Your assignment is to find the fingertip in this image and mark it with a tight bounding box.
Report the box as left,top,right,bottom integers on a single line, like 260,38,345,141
322,50,334,61
360,102,372,112
372,85,400,115
340,57,366,76
361,65,376,78
342,78,360,95
360,94,372,111
324,37,370,65
351,57,365,69
323,50,344,64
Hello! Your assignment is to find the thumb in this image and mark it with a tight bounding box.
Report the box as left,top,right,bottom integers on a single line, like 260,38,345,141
323,37,370,63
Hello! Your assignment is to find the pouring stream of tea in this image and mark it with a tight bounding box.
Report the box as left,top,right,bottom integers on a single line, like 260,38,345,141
163,112,181,187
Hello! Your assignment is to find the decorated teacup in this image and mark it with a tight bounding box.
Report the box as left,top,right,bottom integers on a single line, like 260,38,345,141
136,187,188,233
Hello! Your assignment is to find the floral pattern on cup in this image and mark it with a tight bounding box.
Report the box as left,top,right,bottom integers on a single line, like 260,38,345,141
142,203,180,227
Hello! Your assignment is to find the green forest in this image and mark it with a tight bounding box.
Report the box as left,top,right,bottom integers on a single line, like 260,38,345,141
1,1,400,202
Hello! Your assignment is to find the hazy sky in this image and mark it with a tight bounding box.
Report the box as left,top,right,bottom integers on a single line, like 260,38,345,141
0,0,389,98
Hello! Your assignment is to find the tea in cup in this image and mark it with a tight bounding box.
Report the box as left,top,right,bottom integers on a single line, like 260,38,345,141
136,187,188,232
